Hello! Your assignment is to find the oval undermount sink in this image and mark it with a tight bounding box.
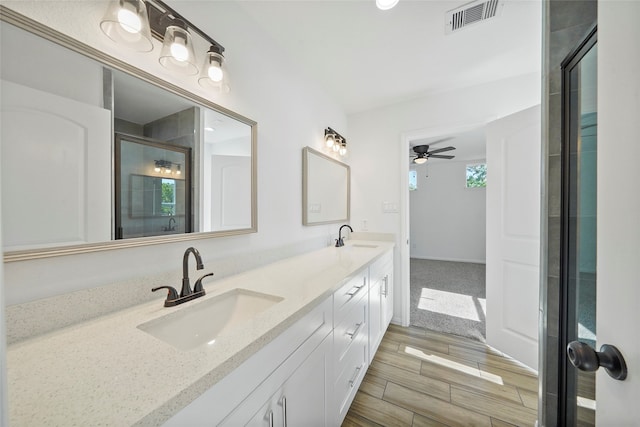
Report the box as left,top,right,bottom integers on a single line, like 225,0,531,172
138,288,283,351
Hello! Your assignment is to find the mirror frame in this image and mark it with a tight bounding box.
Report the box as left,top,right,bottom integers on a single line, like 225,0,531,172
1,7,258,262
302,146,350,226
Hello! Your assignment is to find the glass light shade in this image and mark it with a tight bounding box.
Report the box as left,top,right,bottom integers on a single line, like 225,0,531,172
159,25,198,75
339,143,347,156
100,0,153,52
199,50,227,90
332,142,340,152
376,0,399,10
325,134,336,148
414,157,427,164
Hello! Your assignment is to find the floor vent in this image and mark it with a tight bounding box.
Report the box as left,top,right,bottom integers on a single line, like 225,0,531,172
445,0,503,34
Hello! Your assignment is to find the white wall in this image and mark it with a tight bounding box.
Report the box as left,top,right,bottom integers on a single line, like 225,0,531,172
348,72,541,323
1,1,347,305
410,160,486,263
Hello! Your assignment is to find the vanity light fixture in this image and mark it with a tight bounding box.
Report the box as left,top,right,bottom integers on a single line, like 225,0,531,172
324,127,348,157
376,0,399,10
154,159,181,174
100,0,228,86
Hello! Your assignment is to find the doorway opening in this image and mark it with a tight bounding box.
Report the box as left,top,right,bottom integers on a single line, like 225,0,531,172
406,127,488,342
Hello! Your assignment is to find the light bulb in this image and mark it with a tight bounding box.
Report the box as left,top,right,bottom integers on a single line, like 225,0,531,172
117,7,142,34
325,134,336,148
165,167,172,174
414,157,427,164
170,42,189,62
207,64,224,82
176,167,181,175
332,143,340,152
154,166,161,172
339,145,347,156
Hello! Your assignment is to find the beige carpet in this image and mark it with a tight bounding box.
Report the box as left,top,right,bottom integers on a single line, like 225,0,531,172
410,258,486,342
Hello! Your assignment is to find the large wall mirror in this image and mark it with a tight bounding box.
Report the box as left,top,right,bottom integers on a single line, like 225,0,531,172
302,147,350,225
0,8,257,261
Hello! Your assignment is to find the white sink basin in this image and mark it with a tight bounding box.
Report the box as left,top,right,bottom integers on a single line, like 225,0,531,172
138,289,283,351
351,244,379,248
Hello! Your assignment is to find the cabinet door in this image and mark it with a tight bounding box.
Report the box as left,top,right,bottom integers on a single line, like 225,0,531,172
280,335,332,426
369,279,383,363
241,335,331,427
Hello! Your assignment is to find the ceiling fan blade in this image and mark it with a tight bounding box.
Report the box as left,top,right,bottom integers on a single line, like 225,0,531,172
429,154,455,159
428,146,456,155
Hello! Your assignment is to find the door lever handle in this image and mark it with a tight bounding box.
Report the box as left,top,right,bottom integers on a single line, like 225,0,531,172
567,341,628,380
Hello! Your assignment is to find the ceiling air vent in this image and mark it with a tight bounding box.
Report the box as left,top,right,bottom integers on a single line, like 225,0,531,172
445,0,503,34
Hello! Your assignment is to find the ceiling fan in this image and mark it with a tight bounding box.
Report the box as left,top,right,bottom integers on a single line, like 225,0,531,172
410,142,456,164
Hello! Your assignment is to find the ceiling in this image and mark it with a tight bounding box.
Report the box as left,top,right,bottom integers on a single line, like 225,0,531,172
235,0,542,115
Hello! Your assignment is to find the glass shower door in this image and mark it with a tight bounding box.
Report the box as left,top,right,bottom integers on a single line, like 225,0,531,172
560,29,597,426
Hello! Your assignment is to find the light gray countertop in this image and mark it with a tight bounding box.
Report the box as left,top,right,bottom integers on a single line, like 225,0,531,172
7,240,394,426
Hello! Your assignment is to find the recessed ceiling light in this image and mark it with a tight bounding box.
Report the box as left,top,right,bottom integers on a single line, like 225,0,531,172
376,0,399,11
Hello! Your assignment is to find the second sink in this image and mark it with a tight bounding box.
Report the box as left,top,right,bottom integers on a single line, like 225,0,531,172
139,288,284,351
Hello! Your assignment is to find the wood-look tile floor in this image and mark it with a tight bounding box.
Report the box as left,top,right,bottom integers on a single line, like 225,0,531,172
343,324,538,427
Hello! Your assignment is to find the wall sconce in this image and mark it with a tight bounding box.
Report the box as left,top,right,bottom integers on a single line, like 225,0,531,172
100,0,227,88
324,127,348,157
154,160,181,174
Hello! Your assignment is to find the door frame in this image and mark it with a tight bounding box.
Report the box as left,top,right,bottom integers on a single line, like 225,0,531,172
398,121,490,328
558,25,598,426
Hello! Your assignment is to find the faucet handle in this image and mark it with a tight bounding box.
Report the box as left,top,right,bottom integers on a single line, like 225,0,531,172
152,286,179,306
193,272,213,294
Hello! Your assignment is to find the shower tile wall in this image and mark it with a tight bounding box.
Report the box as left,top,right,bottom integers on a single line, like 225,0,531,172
542,1,596,425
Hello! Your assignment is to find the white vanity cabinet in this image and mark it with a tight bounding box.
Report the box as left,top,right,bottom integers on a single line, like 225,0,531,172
164,247,394,427
368,250,394,362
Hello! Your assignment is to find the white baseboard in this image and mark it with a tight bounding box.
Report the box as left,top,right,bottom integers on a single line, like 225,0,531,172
410,255,486,265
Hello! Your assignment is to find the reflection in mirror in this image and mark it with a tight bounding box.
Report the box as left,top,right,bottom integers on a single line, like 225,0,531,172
303,147,350,225
115,133,191,239
0,11,256,260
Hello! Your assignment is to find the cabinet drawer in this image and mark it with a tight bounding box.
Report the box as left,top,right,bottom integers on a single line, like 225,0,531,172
334,339,367,422
334,295,367,363
334,270,367,324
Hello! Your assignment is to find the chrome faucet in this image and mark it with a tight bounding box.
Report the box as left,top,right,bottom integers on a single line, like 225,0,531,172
335,224,353,247
152,247,213,307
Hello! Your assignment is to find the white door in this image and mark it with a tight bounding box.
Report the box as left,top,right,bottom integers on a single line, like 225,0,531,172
595,2,640,422
0,80,111,250
485,105,541,370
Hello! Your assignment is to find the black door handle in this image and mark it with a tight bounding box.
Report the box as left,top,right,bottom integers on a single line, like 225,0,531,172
567,341,628,380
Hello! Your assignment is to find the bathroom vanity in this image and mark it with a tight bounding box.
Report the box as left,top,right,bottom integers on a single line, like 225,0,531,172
6,240,394,426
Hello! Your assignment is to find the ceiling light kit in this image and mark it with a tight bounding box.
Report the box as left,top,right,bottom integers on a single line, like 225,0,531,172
411,144,456,164
324,127,348,157
100,0,227,90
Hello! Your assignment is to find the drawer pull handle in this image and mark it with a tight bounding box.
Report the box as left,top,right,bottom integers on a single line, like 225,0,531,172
349,365,363,387
382,275,389,296
267,410,274,427
346,322,363,339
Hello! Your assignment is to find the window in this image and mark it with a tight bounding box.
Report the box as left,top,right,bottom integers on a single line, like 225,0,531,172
466,163,487,188
409,170,418,191
161,178,177,215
